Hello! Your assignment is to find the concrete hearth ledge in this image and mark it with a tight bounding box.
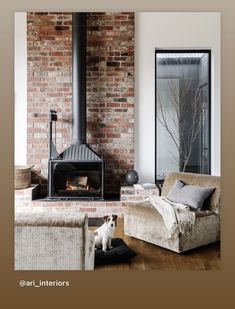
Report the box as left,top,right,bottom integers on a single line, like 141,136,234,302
121,186,159,201
14,184,40,201
14,185,159,218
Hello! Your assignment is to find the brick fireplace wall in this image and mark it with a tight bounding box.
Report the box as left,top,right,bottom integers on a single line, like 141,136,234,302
27,12,134,194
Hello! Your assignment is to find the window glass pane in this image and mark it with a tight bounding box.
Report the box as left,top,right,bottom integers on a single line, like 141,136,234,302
156,51,210,181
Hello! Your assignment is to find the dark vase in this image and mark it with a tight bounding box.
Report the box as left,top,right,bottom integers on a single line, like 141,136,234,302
125,170,139,186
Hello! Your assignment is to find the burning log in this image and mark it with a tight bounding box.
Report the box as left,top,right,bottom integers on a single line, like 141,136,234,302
66,176,89,191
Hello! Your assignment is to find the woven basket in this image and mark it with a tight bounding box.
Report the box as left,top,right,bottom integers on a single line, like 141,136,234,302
15,165,34,189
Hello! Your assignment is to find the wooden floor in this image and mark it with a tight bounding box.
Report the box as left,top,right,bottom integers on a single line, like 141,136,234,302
90,219,220,271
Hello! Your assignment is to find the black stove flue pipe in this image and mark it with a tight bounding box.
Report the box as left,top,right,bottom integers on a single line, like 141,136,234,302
72,13,87,145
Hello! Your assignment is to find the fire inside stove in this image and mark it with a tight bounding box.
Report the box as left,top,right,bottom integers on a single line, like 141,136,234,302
48,161,103,199
66,175,100,194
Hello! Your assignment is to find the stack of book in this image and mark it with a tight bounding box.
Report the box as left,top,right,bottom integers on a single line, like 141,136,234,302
133,183,156,190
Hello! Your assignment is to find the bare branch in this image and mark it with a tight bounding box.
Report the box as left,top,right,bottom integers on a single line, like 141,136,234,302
157,58,206,172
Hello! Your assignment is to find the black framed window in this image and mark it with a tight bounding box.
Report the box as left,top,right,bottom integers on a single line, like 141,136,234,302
155,50,211,182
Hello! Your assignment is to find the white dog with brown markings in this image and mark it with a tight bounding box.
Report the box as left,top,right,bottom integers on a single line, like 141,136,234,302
94,215,118,251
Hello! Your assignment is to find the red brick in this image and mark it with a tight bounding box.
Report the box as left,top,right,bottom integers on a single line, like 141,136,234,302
27,12,134,194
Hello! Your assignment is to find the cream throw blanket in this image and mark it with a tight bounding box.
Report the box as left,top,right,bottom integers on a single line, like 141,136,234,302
147,196,196,238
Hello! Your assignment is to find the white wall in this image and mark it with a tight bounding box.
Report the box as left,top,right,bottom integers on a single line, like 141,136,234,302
135,12,221,182
14,12,27,165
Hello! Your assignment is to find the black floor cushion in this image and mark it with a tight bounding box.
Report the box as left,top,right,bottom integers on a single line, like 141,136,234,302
95,238,137,266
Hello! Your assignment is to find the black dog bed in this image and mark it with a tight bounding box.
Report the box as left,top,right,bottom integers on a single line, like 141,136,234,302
95,238,136,266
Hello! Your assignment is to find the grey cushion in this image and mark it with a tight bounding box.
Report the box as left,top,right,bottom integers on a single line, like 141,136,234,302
166,180,215,209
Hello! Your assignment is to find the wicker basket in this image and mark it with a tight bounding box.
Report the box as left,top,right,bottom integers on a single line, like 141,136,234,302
15,165,34,189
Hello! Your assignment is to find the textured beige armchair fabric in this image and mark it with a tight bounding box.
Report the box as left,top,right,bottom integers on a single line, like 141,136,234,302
15,212,95,270
161,172,221,215
124,172,221,253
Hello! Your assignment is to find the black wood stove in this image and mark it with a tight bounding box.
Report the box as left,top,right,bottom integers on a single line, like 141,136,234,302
47,13,104,200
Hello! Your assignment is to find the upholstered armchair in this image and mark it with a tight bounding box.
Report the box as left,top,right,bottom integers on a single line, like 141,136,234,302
124,172,221,253
15,211,95,270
